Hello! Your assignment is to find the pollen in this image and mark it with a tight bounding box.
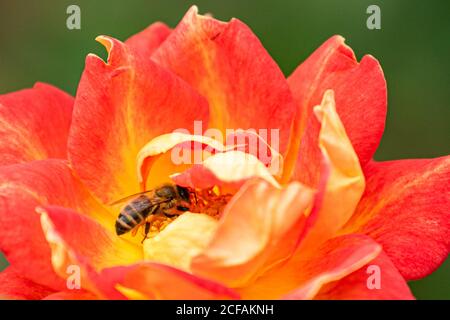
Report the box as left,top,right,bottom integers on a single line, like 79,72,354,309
189,187,233,219
145,214,176,238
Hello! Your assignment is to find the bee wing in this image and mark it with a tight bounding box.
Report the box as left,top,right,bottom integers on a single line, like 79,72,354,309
108,190,155,206
146,197,173,206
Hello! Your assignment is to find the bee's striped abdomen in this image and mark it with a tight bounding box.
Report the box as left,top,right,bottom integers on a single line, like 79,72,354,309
115,196,154,235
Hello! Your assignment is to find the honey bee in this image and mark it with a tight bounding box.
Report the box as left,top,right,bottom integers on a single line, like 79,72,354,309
110,184,194,242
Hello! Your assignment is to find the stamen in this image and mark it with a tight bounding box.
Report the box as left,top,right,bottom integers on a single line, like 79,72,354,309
189,188,233,218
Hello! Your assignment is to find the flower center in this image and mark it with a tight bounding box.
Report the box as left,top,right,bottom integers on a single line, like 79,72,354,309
143,187,232,240
143,214,177,239
189,187,233,218
141,187,232,271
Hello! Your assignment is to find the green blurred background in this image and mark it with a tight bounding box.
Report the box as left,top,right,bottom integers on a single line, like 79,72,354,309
0,0,448,299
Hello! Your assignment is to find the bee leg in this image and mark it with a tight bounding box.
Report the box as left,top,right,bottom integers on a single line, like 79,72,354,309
141,222,150,244
162,205,179,217
162,211,178,217
131,226,139,237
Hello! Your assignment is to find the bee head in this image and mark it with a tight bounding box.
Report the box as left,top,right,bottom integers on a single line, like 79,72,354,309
176,185,191,203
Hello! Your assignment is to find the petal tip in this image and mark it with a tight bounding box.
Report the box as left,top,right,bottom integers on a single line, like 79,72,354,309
95,35,113,51
35,206,46,215
94,35,119,65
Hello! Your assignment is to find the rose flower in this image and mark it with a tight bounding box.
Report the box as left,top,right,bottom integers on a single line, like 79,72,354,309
0,6,448,300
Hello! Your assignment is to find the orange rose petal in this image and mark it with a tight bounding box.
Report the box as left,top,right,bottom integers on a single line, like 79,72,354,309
170,163,225,190
282,234,382,299
153,6,296,154
0,267,54,300
191,179,314,287
68,35,209,204
40,205,142,271
0,83,73,166
284,35,386,182
125,22,171,58
171,151,280,191
239,234,380,299
314,250,414,300
38,205,142,295
0,160,115,290
298,90,365,251
343,156,450,280
93,263,239,300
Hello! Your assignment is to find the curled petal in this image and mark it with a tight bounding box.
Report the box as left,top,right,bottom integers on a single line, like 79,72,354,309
191,179,314,287
153,6,296,154
298,91,365,251
40,205,142,272
171,151,280,191
68,35,209,204
39,206,142,294
314,251,414,300
239,234,381,299
0,83,73,166
143,213,218,271
136,132,228,190
0,267,54,300
283,235,382,299
342,157,450,280
284,35,386,183
0,160,113,290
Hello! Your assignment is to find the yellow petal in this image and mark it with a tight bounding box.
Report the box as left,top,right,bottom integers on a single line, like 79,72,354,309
191,179,314,287
143,213,218,271
299,90,365,251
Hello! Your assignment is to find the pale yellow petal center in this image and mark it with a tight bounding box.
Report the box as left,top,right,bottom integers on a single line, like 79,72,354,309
143,213,218,271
